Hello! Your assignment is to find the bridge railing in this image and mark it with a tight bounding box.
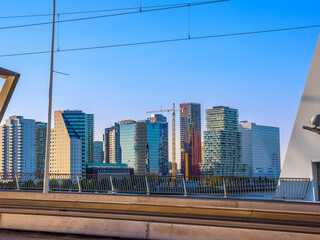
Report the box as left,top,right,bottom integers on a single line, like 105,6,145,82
0,173,310,199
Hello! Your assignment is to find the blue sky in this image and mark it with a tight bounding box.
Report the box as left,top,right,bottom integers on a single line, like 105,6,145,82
1,0,320,163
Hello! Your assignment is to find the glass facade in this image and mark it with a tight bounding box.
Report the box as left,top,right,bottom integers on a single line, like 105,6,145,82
200,106,248,177
180,103,201,176
240,121,281,178
93,141,104,164
119,115,168,175
35,122,47,174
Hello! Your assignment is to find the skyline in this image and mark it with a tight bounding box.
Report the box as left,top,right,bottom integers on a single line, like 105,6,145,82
1,0,320,165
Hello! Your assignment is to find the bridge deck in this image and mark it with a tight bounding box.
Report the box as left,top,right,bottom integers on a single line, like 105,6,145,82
0,192,318,239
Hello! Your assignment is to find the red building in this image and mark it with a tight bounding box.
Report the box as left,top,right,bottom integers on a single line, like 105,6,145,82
180,103,201,176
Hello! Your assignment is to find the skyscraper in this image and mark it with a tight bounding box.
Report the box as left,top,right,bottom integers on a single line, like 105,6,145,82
180,103,201,176
119,120,143,174
240,121,281,178
0,116,36,174
50,110,94,174
200,106,248,177
103,123,121,164
147,114,169,175
35,122,47,174
93,141,104,164
119,115,168,175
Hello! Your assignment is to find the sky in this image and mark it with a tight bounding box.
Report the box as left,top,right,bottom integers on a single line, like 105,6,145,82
1,0,320,164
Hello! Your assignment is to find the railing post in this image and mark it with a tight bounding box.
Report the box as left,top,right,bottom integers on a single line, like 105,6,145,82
15,174,20,191
223,177,227,198
77,176,81,193
183,177,187,197
145,176,150,195
110,176,115,194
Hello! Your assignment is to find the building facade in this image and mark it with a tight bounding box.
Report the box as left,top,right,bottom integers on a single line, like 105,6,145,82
49,110,93,175
0,116,36,174
240,121,281,178
93,141,104,164
200,106,248,177
35,122,47,174
103,123,121,164
180,103,201,176
119,116,168,175
147,114,169,175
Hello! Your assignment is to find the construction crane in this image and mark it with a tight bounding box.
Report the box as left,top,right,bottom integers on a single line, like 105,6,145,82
182,121,194,181
147,103,183,177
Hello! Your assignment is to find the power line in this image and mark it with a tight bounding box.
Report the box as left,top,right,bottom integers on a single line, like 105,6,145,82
0,1,223,19
0,0,228,30
0,24,319,58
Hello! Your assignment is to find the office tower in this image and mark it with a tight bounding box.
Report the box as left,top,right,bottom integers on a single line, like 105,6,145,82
103,123,121,164
119,120,142,173
119,115,168,175
147,114,169,175
200,106,248,177
240,121,281,178
50,110,93,174
93,141,104,164
180,103,201,176
85,114,94,163
0,116,36,174
35,122,47,174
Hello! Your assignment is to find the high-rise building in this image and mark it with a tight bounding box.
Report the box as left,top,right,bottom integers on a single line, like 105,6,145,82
93,141,104,164
50,110,94,174
103,123,121,164
180,103,201,176
0,116,36,174
147,114,169,175
119,115,168,175
240,121,281,178
200,106,248,177
35,122,47,174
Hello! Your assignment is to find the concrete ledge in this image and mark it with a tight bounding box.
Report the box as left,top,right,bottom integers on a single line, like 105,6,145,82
0,213,319,240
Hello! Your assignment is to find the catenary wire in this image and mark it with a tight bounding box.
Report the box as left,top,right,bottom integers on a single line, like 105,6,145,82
0,0,228,30
0,24,319,58
0,0,227,19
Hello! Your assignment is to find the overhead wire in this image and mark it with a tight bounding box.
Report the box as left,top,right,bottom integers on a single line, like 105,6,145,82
0,0,227,19
1,24,319,58
0,0,228,30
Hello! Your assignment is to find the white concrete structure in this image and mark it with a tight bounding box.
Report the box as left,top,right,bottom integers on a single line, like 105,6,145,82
240,121,281,178
281,36,320,201
0,116,36,174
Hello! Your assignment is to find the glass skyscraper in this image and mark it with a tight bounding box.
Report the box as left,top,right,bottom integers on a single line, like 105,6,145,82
180,103,201,176
35,122,47,174
147,114,169,175
200,106,248,177
93,141,104,164
119,115,168,175
240,121,281,178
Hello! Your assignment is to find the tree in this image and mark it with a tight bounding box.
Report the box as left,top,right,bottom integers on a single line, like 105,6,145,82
21,179,35,190
49,179,60,189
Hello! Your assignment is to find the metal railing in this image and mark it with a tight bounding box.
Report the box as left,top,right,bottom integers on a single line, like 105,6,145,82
0,173,310,200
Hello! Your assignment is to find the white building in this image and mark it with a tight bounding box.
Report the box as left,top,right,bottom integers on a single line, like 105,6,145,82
0,116,36,174
240,121,281,178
